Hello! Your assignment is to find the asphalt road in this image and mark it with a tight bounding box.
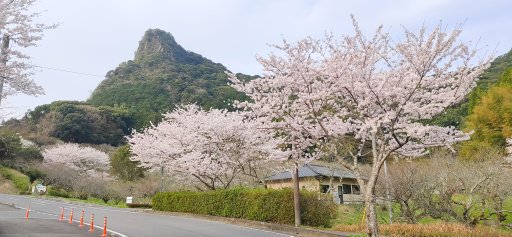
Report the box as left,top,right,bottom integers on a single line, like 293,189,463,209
0,194,292,237
0,203,105,237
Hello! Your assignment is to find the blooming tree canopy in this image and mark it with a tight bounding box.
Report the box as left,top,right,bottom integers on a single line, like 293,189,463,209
228,17,490,236
42,143,110,176
0,0,56,102
129,104,287,190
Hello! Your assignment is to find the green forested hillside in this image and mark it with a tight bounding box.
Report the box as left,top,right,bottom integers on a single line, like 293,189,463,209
88,29,252,129
427,48,512,160
478,49,512,85
2,101,133,146
430,48,512,128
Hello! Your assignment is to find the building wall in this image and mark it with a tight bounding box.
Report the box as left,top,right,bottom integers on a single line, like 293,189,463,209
318,177,363,204
267,177,363,204
266,177,320,191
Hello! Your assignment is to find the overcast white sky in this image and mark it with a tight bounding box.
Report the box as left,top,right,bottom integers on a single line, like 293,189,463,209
2,0,512,118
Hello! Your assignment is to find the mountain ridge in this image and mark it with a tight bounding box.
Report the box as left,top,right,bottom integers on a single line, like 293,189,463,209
88,29,251,129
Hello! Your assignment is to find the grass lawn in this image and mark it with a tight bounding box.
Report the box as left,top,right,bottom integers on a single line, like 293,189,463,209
0,174,18,194
333,203,399,226
0,166,30,194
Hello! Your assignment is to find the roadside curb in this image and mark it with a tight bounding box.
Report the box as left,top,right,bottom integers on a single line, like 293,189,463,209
144,209,355,237
23,195,359,237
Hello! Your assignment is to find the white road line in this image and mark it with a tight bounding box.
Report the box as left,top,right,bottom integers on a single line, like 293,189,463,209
0,217,58,220
13,196,142,214
37,209,129,237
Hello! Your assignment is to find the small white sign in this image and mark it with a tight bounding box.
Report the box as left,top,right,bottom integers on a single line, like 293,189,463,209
35,184,46,193
126,196,133,204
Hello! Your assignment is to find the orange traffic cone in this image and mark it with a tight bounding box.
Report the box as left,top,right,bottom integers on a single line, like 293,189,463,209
25,205,30,219
79,210,85,227
59,207,64,221
69,208,74,224
101,216,107,237
89,214,95,232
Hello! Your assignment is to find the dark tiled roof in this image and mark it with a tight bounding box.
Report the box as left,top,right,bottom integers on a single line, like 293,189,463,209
265,164,357,181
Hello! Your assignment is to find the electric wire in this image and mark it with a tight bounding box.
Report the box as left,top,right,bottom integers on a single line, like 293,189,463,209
30,64,104,78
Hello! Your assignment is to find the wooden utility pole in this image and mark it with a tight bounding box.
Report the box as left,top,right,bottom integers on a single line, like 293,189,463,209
292,163,301,227
383,160,393,224
160,166,164,192
0,33,10,106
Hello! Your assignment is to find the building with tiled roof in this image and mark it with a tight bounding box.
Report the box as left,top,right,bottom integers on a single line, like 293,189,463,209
265,163,363,204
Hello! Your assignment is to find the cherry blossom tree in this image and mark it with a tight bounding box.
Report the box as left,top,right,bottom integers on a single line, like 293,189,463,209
128,104,287,190
0,0,56,104
228,17,490,235
42,143,110,177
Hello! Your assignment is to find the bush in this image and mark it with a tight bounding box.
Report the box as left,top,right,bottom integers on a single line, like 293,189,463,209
0,167,30,193
24,167,46,183
47,186,70,198
152,188,337,227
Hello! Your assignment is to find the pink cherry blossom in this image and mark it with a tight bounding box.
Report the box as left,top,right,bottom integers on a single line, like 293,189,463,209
128,104,288,190
42,143,110,177
228,17,490,236
0,0,56,102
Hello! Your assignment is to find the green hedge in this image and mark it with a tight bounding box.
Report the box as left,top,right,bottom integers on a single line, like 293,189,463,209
0,167,30,193
47,186,70,198
152,188,337,227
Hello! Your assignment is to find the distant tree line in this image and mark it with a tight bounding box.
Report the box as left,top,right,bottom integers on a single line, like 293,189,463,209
2,101,134,146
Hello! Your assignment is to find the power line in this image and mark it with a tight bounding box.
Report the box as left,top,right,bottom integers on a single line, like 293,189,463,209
30,64,105,78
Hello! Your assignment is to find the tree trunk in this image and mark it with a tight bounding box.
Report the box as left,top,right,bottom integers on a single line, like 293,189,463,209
292,165,301,227
365,156,383,236
365,195,379,237
383,160,392,224
0,33,10,105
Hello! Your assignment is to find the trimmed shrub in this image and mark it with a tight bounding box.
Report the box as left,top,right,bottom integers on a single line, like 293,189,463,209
47,186,70,198
152,187,337,227
0,167,30,193
24,167,46,183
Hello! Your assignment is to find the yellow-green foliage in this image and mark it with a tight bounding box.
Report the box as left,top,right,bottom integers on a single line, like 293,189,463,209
152,187,337,227
0,167,30,193
461,68,512,160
